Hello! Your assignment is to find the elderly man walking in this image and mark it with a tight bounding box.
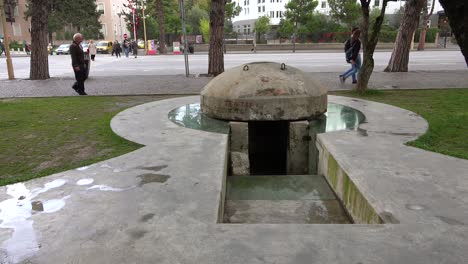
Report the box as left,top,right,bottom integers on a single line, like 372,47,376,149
70,33,87,95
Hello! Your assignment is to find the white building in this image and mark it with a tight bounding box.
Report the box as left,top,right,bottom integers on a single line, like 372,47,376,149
96,0,131,41
231,0,444,34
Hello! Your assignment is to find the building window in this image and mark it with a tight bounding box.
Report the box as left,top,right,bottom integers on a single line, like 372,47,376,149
262,6,265,12
13,6,19,17
321,1,326,8
374,0,380,7
97,3,105,14
100,24,107,37
270,11,274,17
279,11,283,18
262,0,265,2
258,0,260,3
258,6,261,12
12,24,22,36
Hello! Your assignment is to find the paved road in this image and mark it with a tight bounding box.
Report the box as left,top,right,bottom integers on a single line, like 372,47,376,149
0,50,465,80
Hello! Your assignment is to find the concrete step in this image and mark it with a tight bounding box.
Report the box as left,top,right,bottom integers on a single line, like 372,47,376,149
224,200,351,224
226,175,336,201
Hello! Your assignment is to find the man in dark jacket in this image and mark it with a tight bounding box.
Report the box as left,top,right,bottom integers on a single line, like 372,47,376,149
339,29,361,84
70,33,87,95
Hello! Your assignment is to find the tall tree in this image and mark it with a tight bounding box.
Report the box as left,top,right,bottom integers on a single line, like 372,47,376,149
70,0,103,40
27,0,51,80
186,5,209,34
417,0,436,51
327,0,362,28
254,16,271,41
356,0,390,93
208,0,226,76
384,0,425,72
438,0,468,66
155,0,167,54
284,0,318,52
278,18,294,39
225,0,241,32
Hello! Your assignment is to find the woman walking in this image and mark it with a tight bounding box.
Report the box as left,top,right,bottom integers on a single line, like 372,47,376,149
113,41,121,58
340,29,361,84
89,40,97,61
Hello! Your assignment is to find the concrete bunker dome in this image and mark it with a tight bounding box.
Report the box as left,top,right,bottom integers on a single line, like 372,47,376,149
200,62,328,121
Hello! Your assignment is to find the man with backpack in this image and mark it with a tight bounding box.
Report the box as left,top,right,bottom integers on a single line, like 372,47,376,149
340,28,362,84
122,37,130,58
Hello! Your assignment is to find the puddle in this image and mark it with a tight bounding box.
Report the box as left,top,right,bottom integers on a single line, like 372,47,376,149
138,165,168,172
137,173,170,186
76,166,90,171
76,178,94,186
87,185,129,192
0,179,68,262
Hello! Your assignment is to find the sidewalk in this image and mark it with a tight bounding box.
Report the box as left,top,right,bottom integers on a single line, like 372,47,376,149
0,70,467,98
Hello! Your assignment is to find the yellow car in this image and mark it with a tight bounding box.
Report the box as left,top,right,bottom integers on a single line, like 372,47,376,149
138,40,145,49
96,40,113,54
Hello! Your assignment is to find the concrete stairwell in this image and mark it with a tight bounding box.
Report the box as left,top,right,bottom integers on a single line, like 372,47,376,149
224,175,351,224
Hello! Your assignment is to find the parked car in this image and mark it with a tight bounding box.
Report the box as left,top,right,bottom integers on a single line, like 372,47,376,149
82,43,91,79
55,44,71,55
96,41,113,54
82,42,89,53
138,40,145,49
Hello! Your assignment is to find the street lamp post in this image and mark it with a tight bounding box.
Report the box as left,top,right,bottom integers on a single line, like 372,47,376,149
142,1,147,53
178,0,189,77
0,0,14,80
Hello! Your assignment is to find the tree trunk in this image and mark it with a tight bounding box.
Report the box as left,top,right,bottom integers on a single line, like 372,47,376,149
155,0,167,54
208,0,226,76
30,0,50,80
417,0,435,51
417,26,427,50
439,0,468,66
384,0,425,72
357,0,389,93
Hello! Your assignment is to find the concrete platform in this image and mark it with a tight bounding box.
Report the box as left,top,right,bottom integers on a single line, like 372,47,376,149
0,95,467,263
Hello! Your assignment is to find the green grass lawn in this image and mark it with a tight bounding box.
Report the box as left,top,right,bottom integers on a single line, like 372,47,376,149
0,90,466,186
331,89,468,160
0,95,180,186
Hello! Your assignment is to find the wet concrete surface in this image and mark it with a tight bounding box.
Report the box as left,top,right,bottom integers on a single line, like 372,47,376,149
0,96,467,263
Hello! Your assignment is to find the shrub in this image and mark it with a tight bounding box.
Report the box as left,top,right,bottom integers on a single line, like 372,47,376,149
414,28,439,43
199,18,210,43
379,29,397,42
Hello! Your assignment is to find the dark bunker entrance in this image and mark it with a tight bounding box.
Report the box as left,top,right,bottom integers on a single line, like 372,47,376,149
248,121,289,175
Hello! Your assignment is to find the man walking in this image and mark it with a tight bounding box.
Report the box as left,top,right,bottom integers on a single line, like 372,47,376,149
0,39,5,56
70,33,87,95
123,37,130,58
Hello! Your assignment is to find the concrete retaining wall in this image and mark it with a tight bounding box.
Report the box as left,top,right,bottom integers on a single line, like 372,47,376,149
317,139,383,224
192,42,438,52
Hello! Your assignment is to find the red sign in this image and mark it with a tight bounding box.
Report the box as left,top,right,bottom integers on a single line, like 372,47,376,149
123,33,128,39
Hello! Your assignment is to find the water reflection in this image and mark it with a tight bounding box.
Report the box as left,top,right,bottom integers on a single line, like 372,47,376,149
168,104,230,134
168,103,364,134
322,103,364,133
